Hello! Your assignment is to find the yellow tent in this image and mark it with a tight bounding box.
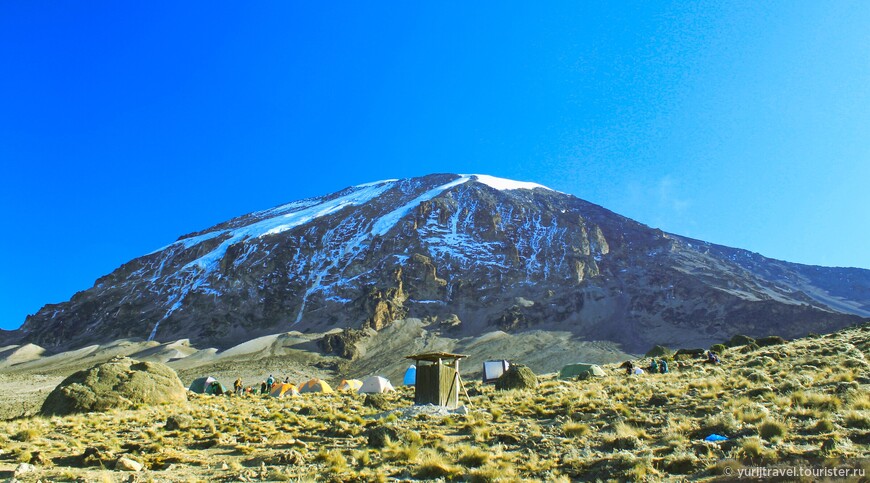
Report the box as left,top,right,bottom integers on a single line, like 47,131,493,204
298,378,334,394
336,379,363,392
269,383,299,398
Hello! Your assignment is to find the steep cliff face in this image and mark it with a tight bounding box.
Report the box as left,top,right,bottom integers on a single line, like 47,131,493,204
14,174,870,352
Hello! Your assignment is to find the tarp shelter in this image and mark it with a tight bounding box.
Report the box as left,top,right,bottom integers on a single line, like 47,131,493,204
483,360,510,383
403,365,417,385
298,378,334,394
359,376,395,394
559,363,606,380
336,379,363,392
269,383,299,398
189,376,227,394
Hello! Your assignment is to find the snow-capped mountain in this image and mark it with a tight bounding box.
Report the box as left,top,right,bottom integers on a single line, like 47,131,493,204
13,173,870,352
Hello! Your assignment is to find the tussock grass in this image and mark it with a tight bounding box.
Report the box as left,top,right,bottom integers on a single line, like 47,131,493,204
562,421,592,438
3,324,868,481
791,390,841,411
842,411,870,429
414,449,463,479
738,437,774,460
758,420,788,441
809,418,835,434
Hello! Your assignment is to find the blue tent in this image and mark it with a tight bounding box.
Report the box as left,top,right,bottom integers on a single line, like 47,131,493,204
403,365,416,385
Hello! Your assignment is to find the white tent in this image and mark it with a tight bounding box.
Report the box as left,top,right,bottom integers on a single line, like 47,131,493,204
358,376,395,394
483,360,509,383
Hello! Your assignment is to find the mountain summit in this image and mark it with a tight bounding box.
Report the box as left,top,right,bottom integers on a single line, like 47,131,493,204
14,173,870,352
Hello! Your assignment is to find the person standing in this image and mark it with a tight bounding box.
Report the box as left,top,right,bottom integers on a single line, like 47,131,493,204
234,378,243,395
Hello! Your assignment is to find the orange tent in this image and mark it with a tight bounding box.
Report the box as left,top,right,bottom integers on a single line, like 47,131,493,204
298,378,334,394
336,379,363,392
269,383,299,398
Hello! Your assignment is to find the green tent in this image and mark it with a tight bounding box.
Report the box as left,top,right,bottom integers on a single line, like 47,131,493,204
559,363,606,380
189,376,227,395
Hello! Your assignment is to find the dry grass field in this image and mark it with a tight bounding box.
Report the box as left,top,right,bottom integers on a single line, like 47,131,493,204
0,324,868,482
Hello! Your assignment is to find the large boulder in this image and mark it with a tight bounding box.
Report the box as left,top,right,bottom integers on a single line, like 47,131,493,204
645,345,673,358
495,365,538,390
41,357,186,416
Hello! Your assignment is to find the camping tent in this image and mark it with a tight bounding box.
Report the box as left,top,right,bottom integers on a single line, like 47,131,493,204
483,360,510,383
206,380,228,395
269,383,299,398
403,365,416,386
298,378,334,394
336,379,363,392
559,363,606,380
359,376,395,394
189,376,228,394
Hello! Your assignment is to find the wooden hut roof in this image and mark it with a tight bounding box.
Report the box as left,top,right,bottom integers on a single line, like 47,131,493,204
405,352,467,362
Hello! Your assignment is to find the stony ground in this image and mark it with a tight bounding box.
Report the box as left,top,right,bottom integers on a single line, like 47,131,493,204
0,324,868,482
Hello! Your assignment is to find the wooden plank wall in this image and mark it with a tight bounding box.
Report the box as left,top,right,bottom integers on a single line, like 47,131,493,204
415,364,459,408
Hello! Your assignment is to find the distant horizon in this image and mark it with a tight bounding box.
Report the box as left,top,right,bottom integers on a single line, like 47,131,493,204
3,2,869,330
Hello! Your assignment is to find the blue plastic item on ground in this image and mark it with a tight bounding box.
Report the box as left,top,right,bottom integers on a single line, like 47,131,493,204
704,434,729,442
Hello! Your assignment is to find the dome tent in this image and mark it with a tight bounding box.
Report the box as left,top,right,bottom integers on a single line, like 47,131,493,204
298,378,334,394
359,376,395,394
189,376,228,395
559,363,606,380
337,379,363,392
269,383,299,398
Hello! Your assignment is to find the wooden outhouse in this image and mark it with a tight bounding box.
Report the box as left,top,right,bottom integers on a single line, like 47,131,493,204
405,352,467,409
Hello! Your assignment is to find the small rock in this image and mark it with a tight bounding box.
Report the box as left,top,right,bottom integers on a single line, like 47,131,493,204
366,425,418,449
494,433,522,445
116,457,143,472
452,405,470,415
364,394,390,410
14,463,36,477
29,451,49,466
81,446,108,467
221,463,230,470
165,414,194,431
293,439,309,449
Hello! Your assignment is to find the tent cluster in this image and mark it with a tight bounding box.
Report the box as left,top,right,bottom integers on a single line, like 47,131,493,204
189,360,613,400
188,374,399,398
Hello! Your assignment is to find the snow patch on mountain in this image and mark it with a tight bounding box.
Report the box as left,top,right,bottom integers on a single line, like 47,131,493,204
468,174,553,192
370,176,473,236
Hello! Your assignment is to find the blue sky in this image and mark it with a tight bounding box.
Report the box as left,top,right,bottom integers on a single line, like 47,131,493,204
1,2,868,330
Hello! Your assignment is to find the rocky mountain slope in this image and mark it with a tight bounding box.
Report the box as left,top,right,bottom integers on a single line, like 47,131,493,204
9,173,870,353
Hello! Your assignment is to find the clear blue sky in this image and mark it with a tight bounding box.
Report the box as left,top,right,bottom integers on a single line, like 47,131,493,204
2,2,868,330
